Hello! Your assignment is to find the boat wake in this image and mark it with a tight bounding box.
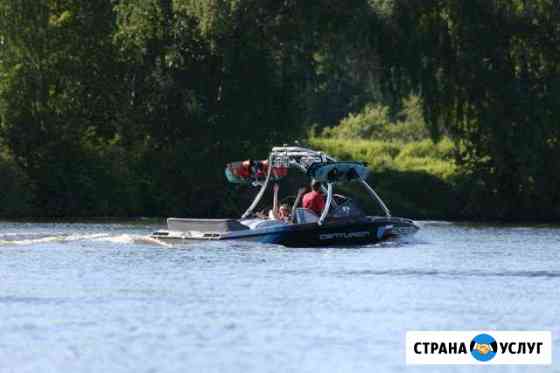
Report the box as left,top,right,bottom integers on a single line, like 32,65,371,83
102,234,173,247
0,232,172,247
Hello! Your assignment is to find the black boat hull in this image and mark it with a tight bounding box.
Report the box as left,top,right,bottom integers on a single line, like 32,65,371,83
151,217,419,247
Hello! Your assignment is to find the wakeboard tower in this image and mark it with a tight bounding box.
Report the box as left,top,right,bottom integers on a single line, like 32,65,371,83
151,146,419,247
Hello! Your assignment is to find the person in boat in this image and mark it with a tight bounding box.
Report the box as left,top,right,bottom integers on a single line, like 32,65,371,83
302,180,325,216
268,183,291,222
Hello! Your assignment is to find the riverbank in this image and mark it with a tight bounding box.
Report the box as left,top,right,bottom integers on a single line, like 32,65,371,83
0,139,461,220
308,137,462,220
0,136,555,222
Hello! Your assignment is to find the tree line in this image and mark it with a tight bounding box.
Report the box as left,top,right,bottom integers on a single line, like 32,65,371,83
0,0,558,220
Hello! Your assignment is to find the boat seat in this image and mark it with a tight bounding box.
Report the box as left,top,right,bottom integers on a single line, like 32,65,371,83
294,208,319,224
240,218,288,230
167,218,249,232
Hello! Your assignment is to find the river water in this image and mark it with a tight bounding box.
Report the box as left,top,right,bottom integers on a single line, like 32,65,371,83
0,220,558,372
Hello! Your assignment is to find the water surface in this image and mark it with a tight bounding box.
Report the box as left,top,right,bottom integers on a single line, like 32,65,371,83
0,221,558,372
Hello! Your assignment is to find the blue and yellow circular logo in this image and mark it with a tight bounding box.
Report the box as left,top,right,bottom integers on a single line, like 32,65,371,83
470,333,497,362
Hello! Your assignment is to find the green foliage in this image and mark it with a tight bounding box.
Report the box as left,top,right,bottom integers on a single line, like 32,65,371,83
0,0,558,220
395,140,456,179
309,136,459,219
381,0,560,220
322,96,430,142
0,149,34,217
310,94,460,219
0,0,124,216
309,136,457,181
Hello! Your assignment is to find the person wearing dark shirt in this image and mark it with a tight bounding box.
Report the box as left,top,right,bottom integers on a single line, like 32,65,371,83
302,180,325,215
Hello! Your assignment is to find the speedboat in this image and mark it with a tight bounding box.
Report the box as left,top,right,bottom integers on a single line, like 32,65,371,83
151,146,419,247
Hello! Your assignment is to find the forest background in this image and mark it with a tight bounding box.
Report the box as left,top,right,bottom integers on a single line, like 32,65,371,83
1,0,559,221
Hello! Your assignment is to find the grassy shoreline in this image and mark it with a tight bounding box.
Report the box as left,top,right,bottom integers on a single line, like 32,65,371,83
309,137,462,220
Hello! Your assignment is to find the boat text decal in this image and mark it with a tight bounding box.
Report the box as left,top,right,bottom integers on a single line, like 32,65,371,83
319,231,370,240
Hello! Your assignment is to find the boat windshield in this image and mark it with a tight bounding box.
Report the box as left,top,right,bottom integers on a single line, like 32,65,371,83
329,198,366,219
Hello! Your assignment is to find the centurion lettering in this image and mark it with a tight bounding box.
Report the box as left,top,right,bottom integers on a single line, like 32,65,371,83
414,342,468,355
319,231,369,240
